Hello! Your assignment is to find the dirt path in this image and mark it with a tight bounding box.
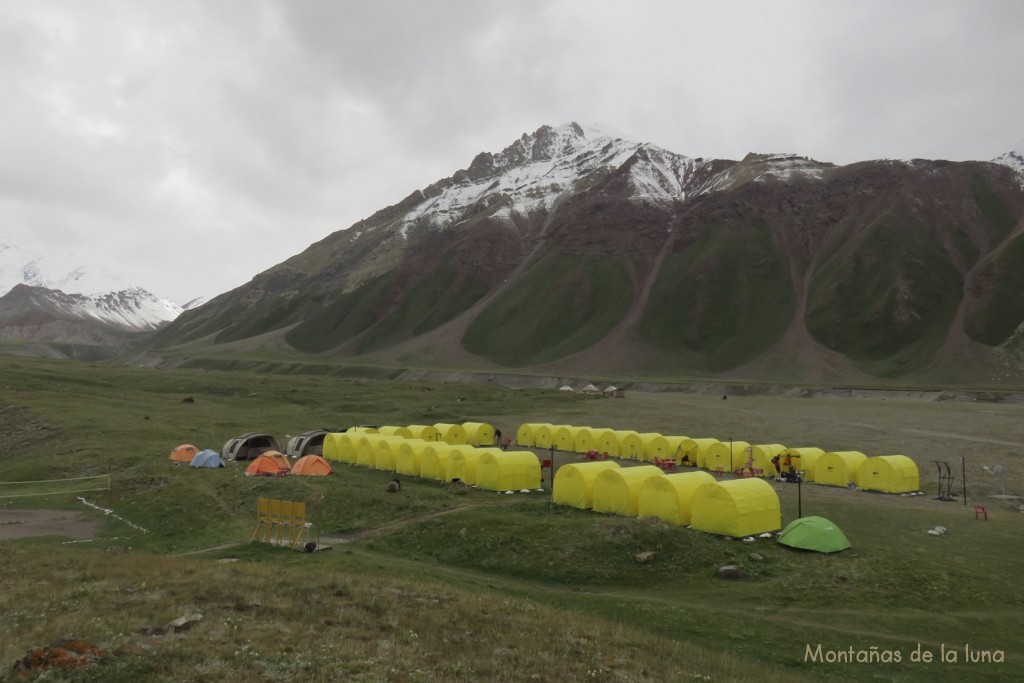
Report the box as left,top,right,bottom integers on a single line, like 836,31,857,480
0,509,97,541
318,503,480,545
181,502,486,556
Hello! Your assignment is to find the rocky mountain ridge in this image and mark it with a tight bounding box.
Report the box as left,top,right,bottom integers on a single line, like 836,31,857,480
81,124,1024,383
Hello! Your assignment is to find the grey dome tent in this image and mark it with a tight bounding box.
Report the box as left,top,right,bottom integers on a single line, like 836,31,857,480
222,432,281,461
285,429,332,458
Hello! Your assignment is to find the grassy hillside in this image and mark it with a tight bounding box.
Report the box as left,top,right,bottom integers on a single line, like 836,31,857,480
462,255,633,366
285,272,399,353
2,357,1023,681
355,252,491,354
965,230,1024,346
805,209,963,376
638,220,796,371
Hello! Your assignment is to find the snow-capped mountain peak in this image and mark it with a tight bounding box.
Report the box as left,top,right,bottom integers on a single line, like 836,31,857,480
0,243,182,330
994,140,1024,179
396,122,700,236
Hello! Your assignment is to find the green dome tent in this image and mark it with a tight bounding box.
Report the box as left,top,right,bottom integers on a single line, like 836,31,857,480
777,516,851,553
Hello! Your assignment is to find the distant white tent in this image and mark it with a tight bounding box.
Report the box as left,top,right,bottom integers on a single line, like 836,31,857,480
602,386,617,396
559,385,574,392
581,384,600,394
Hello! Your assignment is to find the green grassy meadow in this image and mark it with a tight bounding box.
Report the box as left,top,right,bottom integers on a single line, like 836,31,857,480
1,357,1023,682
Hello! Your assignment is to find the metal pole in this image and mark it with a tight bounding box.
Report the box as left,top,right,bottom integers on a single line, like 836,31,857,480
549,446,555,503
961,457,967,505
729,438,733,475
797,471,803,518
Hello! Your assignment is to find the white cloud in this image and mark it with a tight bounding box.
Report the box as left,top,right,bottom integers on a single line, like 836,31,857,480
1,0,1022,303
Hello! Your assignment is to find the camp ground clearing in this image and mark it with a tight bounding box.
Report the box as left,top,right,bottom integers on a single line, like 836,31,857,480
1,356,1023,682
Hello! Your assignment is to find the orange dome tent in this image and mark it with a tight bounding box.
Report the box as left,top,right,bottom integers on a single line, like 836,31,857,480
245,451,291,477
291,454,334,476
170,444,199,463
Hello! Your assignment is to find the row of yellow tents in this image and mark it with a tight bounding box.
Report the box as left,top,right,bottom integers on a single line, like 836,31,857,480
516,423,919,493
322,424,541,492
553,461,781,537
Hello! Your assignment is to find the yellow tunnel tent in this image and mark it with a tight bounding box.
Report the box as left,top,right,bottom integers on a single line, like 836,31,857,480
705,441,751,474
744,444,787,478
434,423,468,445
533,424,556,449
394,439,431,476
355,435,402,467
348,426,379,435
374,437,409,471
419,444,456,481
572,426,596,453
643,435,687,463
679,438,719,468
446,445,490,485
378,426,413,439
551,425,576,451
552,461,621,509
637,433,663,462
352,435,375,467
856,455,919,493
476,451,541,491
516,422,551,448
780,447,824,481
690,478,781,537
591,465,666,517
463,422,496,447
407,425,440,442
816,451,867,487
637,470,717,525
591,428,619,456
322,432,352,462
613,430,643,459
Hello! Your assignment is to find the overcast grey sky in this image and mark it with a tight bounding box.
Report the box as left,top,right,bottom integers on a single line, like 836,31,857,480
2,0,1022,304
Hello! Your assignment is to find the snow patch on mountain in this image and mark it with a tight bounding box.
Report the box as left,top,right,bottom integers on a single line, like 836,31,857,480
0,242,182,329
48,287,182,330
993,141,1024,185
396,123,709,235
